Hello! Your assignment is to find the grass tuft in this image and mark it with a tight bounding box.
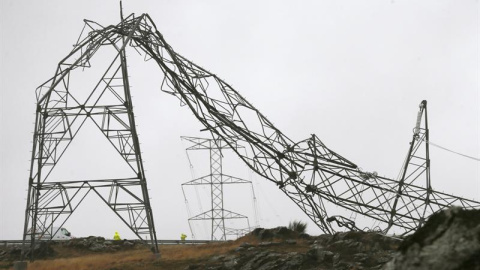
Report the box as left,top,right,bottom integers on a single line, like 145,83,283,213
288,220,307,233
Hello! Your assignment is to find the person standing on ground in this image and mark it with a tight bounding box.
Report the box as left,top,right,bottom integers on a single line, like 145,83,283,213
181,233,187,242
114,231,121,240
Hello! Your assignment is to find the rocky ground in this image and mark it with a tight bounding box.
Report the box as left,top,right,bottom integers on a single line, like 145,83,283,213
0,237,144,269
384,207,480,270
1,207,479,270
184,227,400,270
0,228,401,270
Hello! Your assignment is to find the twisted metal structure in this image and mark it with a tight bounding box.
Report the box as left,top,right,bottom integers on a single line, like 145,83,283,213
24,12,480,259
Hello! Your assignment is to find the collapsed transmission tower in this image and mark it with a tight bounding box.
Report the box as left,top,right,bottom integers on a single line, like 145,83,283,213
181,136,252,241
25,12,480,259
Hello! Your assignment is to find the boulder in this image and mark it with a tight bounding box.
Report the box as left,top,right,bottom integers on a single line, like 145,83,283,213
383,207,480,270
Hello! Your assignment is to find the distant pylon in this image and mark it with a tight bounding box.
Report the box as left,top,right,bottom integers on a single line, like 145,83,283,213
181,136,252,240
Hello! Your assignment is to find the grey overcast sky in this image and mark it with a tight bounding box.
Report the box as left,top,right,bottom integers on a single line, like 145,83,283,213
1,0,479,240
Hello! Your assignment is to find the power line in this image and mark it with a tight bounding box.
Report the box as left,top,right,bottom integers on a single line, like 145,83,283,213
421,138,480,162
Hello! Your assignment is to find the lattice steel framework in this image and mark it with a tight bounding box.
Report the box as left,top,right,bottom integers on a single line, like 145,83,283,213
25,12,480,259
386,100,432,231
181,136,251,240
22,13,159,260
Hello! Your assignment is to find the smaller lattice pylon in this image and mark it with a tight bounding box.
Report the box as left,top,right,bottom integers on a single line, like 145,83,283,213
181,136,252,241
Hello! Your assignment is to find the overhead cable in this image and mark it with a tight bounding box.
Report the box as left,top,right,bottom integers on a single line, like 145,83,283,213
421,138,480,162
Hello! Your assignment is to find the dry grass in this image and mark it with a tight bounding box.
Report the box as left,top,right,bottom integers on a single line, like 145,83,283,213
28,248,152,270
25,236,258,270
21,234,306,270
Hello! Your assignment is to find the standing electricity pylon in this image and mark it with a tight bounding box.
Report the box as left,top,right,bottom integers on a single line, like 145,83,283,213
386,100,432,232
181,136,251,241
22,12,158,260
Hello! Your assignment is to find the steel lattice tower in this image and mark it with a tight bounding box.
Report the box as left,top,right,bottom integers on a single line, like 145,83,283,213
22,12,159,260
181,137,251,241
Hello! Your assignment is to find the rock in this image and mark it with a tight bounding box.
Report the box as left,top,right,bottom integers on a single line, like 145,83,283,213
314,234,334,245
209,255,225,262
307,245,328,259
258,229,274,240
333,253,341,264
224,256,238,268
321,250,335,263
240,242,252,248
184,264,203,270
299,233,310,239
87,236,105,243
247,252,283,270
23,242,54,259
89,243,105,252
258,242,280,247
123,241,134,246
235,247,245,252
284,239,296,245
249,227,300,241
311,249,334,263
353,253,368,263
275,226,290,236
334,261,354,270
284,253,304,268
251,227,264,237
383,207,480,270
8,247,22,256
58,236,139,253
375,254,394,264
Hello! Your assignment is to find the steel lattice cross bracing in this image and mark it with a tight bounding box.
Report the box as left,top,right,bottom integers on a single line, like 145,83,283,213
24,12,480,259
181,136,252,241
23,13,160,260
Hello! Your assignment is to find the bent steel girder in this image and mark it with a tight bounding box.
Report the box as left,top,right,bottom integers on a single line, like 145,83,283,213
26,13,480,257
